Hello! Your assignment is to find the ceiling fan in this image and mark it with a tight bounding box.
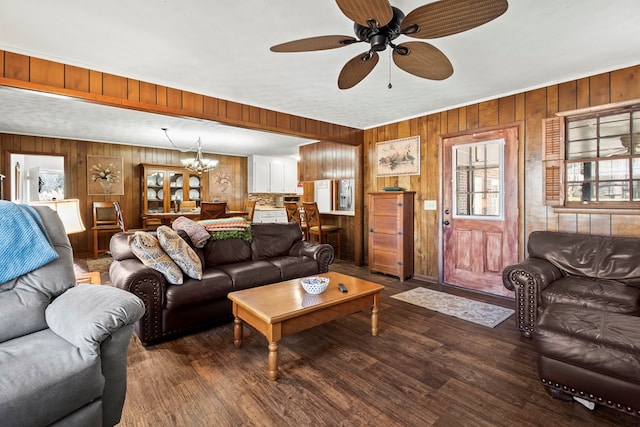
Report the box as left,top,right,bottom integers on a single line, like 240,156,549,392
270,0,508,89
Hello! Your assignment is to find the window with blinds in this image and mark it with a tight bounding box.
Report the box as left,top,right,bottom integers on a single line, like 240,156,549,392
543,104,640,208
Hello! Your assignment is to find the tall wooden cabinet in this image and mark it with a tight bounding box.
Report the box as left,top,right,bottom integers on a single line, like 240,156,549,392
368,191,415,281
140,164,207,214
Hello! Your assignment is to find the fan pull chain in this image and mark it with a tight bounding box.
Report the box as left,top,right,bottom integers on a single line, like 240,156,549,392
388,49,392,89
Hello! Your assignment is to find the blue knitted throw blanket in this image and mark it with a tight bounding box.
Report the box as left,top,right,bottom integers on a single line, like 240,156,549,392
0,202,59,284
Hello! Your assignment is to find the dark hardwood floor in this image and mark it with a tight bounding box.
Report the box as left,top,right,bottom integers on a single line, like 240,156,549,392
79,258,638,426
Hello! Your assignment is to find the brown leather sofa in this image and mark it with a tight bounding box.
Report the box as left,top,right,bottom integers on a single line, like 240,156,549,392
503,231,640,416
109,222,335,345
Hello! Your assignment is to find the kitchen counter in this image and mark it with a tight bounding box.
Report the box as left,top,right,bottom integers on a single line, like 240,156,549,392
320,210,355,216
255,205,285,211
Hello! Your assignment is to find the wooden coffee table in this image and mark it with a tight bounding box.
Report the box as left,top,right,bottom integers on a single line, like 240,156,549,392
228,271,384,380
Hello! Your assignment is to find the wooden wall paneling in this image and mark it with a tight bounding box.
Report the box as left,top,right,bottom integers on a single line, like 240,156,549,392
166,88,182,110
226,101,242,122
611,67,640,102
466,104,479,129
576,214,591,235
557,212,578,233
522,88,548,233
65,65,89,92
182,92,203,114
447,109,459,134
545,86,559,118
30,57,64,87
0,50,4,78
612,215,640,235
499,95,516,124
479,99,499,128
4,52,29,81
590,213,612,236
128,79,140,102
139,81,157,105
425,114,441,280
576,77,590,109
102,73,127,99
589,72,611,106
89,70,102,95
515,93,526,122
558,81,577,112
156,86,167,107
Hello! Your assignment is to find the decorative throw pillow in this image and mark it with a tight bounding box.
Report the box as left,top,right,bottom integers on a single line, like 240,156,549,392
172,216,210,248
129,231,183,285
157,226,203,280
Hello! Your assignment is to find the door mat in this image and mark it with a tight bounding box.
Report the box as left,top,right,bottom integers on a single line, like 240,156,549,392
391,287,514,328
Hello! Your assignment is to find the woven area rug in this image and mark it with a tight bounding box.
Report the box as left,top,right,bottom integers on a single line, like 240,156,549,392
391,287,514,328
86,256,113,285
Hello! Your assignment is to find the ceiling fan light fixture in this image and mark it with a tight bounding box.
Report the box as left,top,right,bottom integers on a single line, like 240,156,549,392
370,34,388,51
182,137,218,175
271,0,508,89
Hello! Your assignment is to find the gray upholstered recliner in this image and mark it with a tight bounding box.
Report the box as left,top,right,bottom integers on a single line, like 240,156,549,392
0,204,145,427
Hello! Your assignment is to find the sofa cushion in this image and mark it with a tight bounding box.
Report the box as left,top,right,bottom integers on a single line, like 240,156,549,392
165,269,233,310
157,226,203,280
0,329,103,426
534,303,640,385
541,276,640,315
203,238,252,267
217,260,282,290
269,256,322,281
528,231,640,287
172,216,210,248
129,232,183,285
251,222,302,260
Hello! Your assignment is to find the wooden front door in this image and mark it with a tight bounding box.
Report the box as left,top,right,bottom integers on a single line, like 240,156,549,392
442,126,518,297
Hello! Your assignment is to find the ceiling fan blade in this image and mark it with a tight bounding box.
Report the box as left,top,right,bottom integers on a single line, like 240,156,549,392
338,51,379,90
270,35,358,52
335,0,393,28
402,0,508,39
392,42,453,80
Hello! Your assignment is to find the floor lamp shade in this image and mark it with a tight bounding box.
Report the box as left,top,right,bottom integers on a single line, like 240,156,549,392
29,199,86,234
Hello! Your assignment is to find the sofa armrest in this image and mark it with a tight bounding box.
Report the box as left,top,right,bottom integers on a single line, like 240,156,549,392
289,241,335,273
45,285,144,354
109,258,167,345
502,258,563,337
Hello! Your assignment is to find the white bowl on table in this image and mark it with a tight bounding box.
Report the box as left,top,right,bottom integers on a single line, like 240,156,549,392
300,276,329,295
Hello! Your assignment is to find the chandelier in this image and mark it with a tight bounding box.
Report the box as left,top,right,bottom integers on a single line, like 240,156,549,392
182,137,218,174
161,129,218,175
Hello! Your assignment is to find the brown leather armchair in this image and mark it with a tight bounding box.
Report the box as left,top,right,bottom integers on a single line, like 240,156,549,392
503,231,640,416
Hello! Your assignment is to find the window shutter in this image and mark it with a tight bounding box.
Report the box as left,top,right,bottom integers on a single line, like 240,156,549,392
542,117,564,206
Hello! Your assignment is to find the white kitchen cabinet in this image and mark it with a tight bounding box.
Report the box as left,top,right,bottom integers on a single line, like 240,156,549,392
249,155,297,193
253,209,287,223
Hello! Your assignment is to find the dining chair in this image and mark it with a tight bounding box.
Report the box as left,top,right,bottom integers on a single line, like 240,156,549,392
244,200,256,222
302,202,341,258
92,201,121,258
200,201,227,219
284,201,308,240
177,200,197,212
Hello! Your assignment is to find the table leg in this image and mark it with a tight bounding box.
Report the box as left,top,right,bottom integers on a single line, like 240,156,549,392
371,293,380,336
233,317,243,348
268,341,280,381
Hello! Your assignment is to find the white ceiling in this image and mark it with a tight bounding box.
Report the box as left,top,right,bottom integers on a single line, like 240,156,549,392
1,0,639,157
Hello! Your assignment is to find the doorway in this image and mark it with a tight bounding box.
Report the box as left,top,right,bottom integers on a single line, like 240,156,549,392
8,153,65,202
442,126,519,297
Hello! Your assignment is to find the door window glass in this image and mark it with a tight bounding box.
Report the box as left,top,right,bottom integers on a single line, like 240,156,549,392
453,139,504,219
